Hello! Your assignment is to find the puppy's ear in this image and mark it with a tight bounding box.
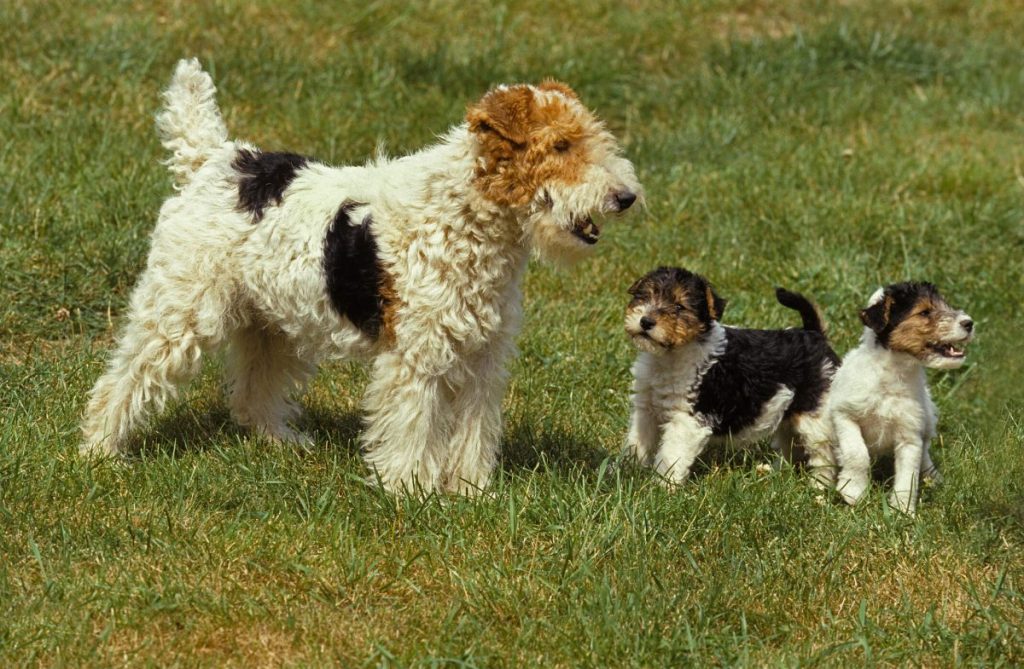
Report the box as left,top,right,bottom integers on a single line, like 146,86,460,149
860,294,893,333
705,285,726,321
627,277,646,296
466,86,534,146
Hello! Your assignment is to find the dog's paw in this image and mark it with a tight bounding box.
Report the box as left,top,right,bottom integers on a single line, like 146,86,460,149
887,491,918,517
836,475,869,506
921,466,944,487
257,424,314,448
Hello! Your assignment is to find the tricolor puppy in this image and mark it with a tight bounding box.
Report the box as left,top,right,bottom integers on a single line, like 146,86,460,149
80,59,642,495
624,267,839,485
830,282,974,515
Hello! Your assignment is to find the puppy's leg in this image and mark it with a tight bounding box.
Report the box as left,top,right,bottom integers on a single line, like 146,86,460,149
833,413,871,506
226,323,314,445
81,271,231,456
625,382,659,466
361,352,452,494
919,398,942,485
443,345,511,495
890,438,923,516
919,442,943,485
771,420,798,469
653,412,712,485
790,413,838,488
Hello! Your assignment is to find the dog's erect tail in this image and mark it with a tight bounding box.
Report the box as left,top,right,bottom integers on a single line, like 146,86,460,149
155,58,228,189
775,287,827,334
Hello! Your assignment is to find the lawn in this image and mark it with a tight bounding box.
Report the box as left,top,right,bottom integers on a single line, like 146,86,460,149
2,0,1023,666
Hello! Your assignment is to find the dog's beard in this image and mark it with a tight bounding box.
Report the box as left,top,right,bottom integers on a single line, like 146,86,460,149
629,331,667,354
527,211,599,266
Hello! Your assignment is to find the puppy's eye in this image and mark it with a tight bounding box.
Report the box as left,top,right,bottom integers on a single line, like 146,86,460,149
919,309,931,318
553,139,571,153
674,304,685,313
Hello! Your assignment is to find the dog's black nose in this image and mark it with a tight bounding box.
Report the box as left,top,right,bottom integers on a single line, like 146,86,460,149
961,318,974,332
640,316,655,331
615,191,637,211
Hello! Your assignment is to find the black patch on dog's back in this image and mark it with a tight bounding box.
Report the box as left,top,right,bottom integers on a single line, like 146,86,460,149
694,328,839,437
323,201,388,338
233,149,309,221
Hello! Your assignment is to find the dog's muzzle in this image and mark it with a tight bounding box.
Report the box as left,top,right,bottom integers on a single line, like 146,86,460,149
615,190,637,212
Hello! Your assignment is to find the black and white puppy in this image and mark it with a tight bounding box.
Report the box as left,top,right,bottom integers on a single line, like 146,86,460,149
830,282,974,515
624,267,839,485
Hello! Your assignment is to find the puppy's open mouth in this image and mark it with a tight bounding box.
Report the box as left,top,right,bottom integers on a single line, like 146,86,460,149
571,216,600,244
928,341,967,359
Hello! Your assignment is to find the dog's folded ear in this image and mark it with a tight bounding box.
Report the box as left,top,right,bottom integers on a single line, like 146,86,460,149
466,86,535,147
627,277,645,296
705,285,727,321
860,293,893,333
537,79,579,101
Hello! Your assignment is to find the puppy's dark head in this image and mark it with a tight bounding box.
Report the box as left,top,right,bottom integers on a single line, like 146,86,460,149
860,282,974,369
625,267,726,353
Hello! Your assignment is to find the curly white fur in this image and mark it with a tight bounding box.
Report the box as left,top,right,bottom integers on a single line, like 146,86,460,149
81,59,641,496
155,58,228,189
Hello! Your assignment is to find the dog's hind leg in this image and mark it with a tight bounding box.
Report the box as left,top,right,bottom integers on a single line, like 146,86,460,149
919,442,943,485
80,268,234,457
225,322,314,445
360,352,452,493
771,420,799,469
788,412,838,488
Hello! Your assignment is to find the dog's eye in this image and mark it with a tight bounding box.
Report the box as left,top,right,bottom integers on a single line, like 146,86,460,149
553,139,571,153
674,304,685,313
918,309,931,318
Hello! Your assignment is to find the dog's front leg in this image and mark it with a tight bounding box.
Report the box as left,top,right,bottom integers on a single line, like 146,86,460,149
652,412,711,485
360,351,452,494
625,393,659,467
890,438,923,516
834,412,871,506
443,342,514,495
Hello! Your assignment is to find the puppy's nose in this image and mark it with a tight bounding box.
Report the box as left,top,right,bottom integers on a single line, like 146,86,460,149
640,316,655,331
961,318,974,332
615,191,637,211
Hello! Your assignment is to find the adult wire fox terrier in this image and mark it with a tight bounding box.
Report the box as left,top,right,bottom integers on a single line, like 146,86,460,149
80,59,642,494
624,268,839,485
830,282,974,515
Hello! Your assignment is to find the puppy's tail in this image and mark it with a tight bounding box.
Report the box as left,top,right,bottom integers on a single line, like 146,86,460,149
155,58,228,189
775,287,827,334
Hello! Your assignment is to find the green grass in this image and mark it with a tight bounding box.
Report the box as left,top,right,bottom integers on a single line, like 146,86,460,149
2,0,1024,665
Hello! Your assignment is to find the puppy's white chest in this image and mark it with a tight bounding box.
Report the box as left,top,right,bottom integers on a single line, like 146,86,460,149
857,391,928,452
640,355,705,422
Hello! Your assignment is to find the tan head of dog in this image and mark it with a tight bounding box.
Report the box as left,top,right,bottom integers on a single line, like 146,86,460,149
625,267,726,354
860,282,974,369
466,82,642,264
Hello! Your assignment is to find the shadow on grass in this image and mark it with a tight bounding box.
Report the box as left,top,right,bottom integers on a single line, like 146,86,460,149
132,402,365,459
499,421,608,478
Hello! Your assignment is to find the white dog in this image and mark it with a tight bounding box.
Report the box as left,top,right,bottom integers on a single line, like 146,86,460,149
80,59,642,495
830,282,974,515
